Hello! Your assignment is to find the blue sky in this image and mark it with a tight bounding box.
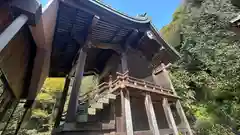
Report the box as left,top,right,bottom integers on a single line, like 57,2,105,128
40,0,48,7
40,0,181,29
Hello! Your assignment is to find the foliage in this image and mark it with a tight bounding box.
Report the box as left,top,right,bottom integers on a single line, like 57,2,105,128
32,109,49,118
160,6,184,48
162,0,240,134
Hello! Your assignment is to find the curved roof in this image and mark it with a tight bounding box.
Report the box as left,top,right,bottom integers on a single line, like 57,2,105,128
49,0,180,77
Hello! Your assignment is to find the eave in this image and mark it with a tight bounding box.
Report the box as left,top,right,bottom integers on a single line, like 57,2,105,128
49,0,180,78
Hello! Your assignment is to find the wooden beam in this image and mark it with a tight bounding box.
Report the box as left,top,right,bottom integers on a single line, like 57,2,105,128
144,94,160,135
122,89,134,135
162,98,178,135
123,29,139,49
0,14,28,52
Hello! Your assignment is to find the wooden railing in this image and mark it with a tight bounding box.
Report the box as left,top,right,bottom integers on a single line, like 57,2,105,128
78,72,177,104
116,72,175,95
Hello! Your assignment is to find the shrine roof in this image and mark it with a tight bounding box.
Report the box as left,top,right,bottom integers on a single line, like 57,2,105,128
50,0,180,77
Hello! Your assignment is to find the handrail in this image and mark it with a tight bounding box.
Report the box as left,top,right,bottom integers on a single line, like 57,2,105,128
79,82,109,98
127,77,172,93
78,73,176,103
116,72,173,92
59,74,179,120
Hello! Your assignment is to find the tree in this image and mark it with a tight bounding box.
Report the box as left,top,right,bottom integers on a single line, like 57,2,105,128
161,0,240,134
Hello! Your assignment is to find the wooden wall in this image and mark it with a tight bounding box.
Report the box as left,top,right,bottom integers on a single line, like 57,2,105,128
152,69,172,90
0,28,31,99
0,5,32,99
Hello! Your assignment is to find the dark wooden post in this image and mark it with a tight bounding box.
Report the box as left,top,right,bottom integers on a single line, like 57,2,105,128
54,76,71,128
65,48,87,122
121,52,128,74
65,15,99,123
119,50,134,135
120,89,126,133
161,63,193,135
121,89,133,135
144,93,160,135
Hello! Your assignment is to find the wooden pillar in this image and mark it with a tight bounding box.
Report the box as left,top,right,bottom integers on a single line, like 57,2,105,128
144,93,160,135
115,94,124,133
121,52,128,73
176,100,193,135
163,98,178,135
120,90,126,133
65,15,99,123
65,48,87,122
54,75,71,128
161,63,193,135
121,89,133,135
119,48,133,134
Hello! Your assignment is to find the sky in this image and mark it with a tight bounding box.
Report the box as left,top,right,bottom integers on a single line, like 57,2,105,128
40,0,181,29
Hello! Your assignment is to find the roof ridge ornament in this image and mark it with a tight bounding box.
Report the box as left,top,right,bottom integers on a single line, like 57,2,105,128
137,13,147,17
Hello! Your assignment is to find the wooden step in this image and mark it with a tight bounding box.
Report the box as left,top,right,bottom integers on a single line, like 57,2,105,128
91,102,103,109
88,108,96,115
77,114,88,122
98,97,109,104
106,93,116,100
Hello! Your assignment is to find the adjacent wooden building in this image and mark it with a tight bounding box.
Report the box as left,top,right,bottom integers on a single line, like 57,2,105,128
0,0,193,134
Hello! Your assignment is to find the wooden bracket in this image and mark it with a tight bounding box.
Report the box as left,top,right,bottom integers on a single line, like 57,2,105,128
153,63,171,75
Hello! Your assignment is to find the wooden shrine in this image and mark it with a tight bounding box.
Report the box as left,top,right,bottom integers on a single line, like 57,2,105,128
0,0,193,134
